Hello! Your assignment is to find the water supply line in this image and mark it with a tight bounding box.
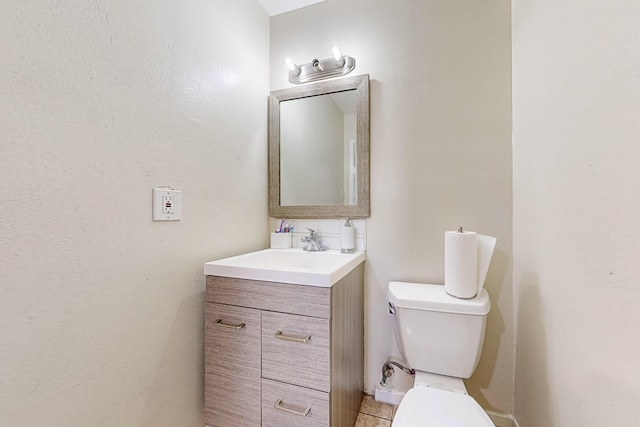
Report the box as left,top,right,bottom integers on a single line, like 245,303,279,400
380,360,415,386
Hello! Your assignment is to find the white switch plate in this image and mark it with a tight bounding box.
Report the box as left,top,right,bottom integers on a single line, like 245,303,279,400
152,187,182,221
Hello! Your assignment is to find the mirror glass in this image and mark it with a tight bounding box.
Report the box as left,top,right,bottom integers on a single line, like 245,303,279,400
269,74,369,218
280,91,357,206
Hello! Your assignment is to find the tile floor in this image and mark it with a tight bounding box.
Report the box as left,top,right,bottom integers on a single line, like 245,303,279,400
354,395,397,427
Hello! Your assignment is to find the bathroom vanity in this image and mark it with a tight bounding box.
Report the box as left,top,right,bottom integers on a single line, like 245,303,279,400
203,249,365,427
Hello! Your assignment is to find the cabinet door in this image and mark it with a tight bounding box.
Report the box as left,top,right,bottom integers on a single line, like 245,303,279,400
262,378,329,427
205,303,261,427
262,311,330,392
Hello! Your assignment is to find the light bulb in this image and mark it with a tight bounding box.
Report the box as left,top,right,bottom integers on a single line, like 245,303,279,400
332,46,345,67
285,58,301,75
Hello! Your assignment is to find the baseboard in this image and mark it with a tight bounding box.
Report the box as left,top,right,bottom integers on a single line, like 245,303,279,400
487,410,520,427
374,386,405,405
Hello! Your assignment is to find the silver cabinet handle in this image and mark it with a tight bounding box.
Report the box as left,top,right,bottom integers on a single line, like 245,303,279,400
274,399,311,417
214,319,245,330
274,330,311,343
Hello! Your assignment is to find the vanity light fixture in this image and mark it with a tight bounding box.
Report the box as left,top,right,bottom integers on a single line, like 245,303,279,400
285,46,356,84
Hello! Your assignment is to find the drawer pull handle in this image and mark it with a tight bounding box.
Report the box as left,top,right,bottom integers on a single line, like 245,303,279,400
214,319,245,330
274,330,311,343
274,399,311,417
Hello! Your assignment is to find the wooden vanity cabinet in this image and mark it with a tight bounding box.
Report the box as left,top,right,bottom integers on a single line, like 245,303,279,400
204,303,261,426
204,262,364,427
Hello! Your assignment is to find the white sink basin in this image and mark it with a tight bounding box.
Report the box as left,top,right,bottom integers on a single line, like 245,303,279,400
203,248,366,287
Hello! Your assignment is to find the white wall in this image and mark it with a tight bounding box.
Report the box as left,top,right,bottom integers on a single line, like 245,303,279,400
271,0,514,415
513,0,640,425
0,1,269,425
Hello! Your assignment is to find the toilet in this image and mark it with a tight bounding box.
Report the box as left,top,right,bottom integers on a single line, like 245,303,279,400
388,281,495,427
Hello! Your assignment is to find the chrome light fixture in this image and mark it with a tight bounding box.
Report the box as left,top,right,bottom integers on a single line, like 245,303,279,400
284,46,356,84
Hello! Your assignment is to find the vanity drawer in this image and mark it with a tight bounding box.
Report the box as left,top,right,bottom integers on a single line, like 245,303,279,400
261,378,329,427
204,303,261,427
262,311,330,392
207,276,331,319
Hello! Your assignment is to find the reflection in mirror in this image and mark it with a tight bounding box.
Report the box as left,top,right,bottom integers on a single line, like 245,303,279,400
280,91,357,206
269,74,369,219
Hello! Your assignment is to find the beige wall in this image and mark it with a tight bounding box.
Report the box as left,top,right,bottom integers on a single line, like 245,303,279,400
513,0,640,426
0,1,268,425
271,0,514,415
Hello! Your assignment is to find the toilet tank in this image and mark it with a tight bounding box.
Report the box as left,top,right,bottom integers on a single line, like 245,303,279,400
388,282,491,379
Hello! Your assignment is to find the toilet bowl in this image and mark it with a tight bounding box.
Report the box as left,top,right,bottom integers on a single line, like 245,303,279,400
388,281,495,427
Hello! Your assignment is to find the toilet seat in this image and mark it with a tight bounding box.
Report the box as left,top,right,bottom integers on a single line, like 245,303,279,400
392,386,495,427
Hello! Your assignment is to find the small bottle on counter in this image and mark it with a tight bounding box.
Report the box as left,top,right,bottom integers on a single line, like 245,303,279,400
341,217,355,254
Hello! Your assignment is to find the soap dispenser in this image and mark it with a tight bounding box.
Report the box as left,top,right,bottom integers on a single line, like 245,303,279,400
341,217,355,254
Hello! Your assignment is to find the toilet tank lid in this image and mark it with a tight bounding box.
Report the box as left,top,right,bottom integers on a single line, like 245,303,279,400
388,282,491,315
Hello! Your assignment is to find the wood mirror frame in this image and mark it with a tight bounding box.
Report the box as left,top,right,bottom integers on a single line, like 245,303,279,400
269,74,370,219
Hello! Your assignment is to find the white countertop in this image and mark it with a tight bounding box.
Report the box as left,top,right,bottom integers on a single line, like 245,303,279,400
203,248,366,287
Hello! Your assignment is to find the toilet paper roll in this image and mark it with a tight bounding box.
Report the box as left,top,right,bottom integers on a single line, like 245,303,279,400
444,230,497,299
444,231,479,299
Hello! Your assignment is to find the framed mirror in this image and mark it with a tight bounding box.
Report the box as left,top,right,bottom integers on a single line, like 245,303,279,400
269,74,370,218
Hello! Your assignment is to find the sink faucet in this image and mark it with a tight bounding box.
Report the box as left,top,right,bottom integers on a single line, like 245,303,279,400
301,228,328,252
